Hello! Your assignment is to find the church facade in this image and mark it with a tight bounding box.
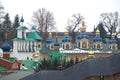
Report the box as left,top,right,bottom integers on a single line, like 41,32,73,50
12,16,42,60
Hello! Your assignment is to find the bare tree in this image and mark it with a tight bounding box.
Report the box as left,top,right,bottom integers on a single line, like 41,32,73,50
66,13,82,43
66,13,82,32
100,11,120,34
32,8,56,32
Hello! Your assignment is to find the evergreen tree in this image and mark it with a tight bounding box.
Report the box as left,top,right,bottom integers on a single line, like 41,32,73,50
2,13,12,32
0,2,5,24
41,58,49,69
97,23,107,43
13,14,20,31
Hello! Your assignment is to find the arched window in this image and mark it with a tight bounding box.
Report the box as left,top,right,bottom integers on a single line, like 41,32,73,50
66,43,70,49
97,43,101,49
82,40,87,48
112,44,116,50
50,44,54,50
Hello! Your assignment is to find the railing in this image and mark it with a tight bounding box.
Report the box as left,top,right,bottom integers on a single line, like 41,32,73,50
21,54,120,80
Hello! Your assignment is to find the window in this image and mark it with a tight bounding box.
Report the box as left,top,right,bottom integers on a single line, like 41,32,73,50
112,44,116,50
66,43,70,49
96,43,101,49
82,40,87,48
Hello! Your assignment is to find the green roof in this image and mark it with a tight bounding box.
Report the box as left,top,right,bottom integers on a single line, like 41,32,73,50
20,60,36,70
13,37,22,41
0,66,9,71
4,57,16,62
16,26,28,30
26,32,42,41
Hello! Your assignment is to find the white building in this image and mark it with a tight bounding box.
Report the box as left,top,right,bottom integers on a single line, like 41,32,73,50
12,16,42,60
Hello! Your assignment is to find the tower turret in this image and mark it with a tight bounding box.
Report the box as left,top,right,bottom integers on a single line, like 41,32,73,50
16,16,28,39
62,29,71,49
1,33,12,58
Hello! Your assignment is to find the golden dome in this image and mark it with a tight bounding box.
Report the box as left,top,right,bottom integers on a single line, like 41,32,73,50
33,53,39,58
88,48,94,57
80,18,86,32
64,29,68,35
112,32,115,38
80,26,86,31
49,32,52,37
96,28,100,35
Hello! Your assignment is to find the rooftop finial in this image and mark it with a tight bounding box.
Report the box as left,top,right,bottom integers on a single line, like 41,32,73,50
96,28,100,35
20,15,24,25
64,29,68,35
111,32,115,38
49,32,52,38
80,17,86,32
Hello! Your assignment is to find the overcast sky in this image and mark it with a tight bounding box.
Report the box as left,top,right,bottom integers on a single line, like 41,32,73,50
1,0,120,32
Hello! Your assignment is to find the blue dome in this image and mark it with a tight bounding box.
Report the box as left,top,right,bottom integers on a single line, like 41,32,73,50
93,36,102,42
62,36,71,42
46,38,53,44
31,26,36,30
77,33,89,40
1,40,12,52
109,38,117,44
54,38,60,46
20,16,24,22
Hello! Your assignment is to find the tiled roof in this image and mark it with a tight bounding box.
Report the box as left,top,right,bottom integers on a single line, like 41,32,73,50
13,37,23,40
26,32,42,41
16,26,28,30
13,32,43,41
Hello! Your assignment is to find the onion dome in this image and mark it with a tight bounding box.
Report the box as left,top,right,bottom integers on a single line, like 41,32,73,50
46,32,53,44
64,29,69,35
93,36,102,42
49,32,52,37
96,28,100,35
33,52,39,58
31,26,36,30
77,33,89,40
54,38,60,46
1,40,12,52
88,48,94,57
46,38,53,44
80,18,86,32
62,36,71,42
20,16,24,22
109,38,117,44
62,29,71,42
109,32,117,44
111,32,115,38
93,28,102,42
